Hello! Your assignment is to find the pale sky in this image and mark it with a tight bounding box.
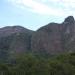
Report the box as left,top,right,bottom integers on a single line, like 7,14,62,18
0,0,75,30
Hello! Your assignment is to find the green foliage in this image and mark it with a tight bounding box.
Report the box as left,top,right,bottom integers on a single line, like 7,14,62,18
0,52,75,75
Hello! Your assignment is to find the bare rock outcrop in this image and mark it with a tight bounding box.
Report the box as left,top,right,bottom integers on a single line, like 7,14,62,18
31,16,75,55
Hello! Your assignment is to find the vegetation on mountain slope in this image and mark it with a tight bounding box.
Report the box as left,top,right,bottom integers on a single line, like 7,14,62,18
0,52,75,75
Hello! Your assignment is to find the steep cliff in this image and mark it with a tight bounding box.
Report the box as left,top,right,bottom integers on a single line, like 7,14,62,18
0,16,75,62
31,16,75,55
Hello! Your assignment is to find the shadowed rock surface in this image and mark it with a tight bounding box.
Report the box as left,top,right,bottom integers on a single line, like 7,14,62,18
0,26,34,62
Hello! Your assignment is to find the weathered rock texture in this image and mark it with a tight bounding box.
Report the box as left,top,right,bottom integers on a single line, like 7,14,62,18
0,26,33,61
0,16,75,62
31,16,75,54
62,16,75,52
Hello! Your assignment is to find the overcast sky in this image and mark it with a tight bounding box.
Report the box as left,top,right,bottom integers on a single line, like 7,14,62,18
0,0,75,30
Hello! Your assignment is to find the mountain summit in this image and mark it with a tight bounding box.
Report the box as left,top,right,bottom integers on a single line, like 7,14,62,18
31,16,75,55
0,16,75,62
64,16,74,23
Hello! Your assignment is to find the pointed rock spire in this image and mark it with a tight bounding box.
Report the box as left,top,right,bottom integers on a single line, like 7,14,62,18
64,16,74,23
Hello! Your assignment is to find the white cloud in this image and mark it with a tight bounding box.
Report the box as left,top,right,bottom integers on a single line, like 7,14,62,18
7,0,75,17
63,0,75,3
48,0,75,8
21,0,64,16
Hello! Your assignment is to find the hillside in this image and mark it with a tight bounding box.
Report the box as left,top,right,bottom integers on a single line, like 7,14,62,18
0,16,75,62
0,52,75,75
0,26,34,62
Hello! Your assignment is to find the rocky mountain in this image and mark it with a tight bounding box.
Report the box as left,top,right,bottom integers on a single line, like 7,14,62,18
0,26,34,62
62,16,75,52
31,16,75,55
0,16,75,62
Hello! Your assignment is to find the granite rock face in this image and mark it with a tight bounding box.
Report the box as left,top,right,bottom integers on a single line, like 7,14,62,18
31,16,75,54
0,16,75,61
31,23,63,54
62,16,75,52
0,26,33,61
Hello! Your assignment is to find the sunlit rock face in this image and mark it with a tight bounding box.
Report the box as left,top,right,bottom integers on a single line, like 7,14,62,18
31,16,75,54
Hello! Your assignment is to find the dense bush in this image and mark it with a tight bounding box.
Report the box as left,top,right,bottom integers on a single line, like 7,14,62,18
0,52,75,75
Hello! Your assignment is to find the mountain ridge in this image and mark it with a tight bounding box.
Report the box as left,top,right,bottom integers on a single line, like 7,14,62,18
0,16,75,62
